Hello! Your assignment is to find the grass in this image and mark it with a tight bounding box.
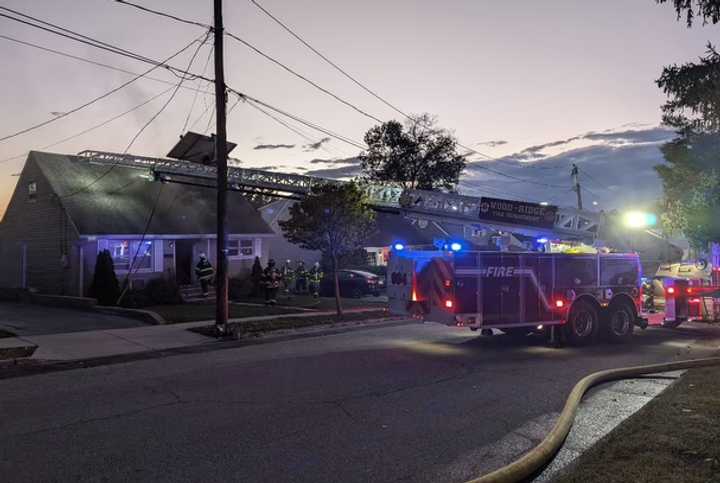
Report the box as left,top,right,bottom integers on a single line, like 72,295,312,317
0,329,16,339
147,303,300,324
190,309,390,337
232,294,386,311
552,367,720,483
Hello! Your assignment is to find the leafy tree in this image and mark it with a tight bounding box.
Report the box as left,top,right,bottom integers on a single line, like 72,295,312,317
656,0,720,26
89,250,120,306
360,113,466,191
279,183,376,316
654,6,720,249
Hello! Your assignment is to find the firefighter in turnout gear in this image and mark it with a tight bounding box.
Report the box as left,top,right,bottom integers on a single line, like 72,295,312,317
263,259,282,305
281,259,295,295
195,253,215,297
308,262,323,298
295,261,308,294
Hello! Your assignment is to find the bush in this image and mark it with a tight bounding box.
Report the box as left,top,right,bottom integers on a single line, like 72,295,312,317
89,250,120,306
250,257,264,297
229,275,254,300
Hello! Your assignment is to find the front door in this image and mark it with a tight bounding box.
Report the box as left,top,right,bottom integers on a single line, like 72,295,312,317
175,240,194,285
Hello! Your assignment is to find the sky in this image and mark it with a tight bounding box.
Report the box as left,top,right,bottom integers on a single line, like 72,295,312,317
0,0,717,213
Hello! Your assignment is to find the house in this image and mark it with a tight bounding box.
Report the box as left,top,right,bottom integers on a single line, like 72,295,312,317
0,151,275,296
259,199,434,266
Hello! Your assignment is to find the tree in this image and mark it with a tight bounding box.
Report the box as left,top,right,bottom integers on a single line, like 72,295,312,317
89,250,120,306
656,0,720,26
654,5,720,249
360,113,466,192
279,183,376,316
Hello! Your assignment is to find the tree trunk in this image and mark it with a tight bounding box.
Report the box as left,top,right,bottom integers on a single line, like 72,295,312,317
332,253,343,319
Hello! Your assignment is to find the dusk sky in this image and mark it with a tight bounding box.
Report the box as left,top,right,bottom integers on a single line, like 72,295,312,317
0,0,717,212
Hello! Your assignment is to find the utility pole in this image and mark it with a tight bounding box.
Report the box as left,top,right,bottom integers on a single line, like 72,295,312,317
571,163,583,210
214,0,229,334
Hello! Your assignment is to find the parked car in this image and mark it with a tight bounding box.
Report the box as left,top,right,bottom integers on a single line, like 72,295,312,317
319,270,385,298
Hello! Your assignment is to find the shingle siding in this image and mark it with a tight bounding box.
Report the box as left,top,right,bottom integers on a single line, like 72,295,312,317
0,158,80,294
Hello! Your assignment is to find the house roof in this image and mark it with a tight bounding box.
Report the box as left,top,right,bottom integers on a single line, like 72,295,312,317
30,151,274,236
259,199,433,247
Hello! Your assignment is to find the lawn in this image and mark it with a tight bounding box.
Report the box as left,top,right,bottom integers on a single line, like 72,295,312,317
552,367,720,483
190,309,390,337
147,303,300,324
233,294,387,311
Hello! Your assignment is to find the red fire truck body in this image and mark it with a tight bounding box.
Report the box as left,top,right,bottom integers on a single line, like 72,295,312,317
388,249,644,343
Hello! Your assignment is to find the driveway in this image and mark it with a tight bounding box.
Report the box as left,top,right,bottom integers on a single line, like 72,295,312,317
0,302,147,336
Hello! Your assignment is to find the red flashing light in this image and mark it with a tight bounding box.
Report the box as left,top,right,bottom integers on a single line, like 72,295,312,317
687,288,693,294
690,298,701,304
554,299,565,308
667,287,675,295
444,279,452,288
445,299,454,309
411,289,418,302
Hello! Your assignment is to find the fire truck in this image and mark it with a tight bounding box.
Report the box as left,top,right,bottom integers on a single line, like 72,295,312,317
388,245,646,344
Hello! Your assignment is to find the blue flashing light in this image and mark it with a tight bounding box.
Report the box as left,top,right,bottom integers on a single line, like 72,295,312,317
450,242,463,252
393,242,405,251
537,237,549,244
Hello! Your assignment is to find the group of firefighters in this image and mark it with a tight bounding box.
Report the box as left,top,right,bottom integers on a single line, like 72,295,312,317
262,259,323,305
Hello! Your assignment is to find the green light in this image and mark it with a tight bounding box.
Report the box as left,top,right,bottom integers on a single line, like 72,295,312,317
623,211,657,228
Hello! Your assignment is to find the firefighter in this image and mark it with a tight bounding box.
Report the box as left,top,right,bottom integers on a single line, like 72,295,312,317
195,253,215,297
263,259,282,305
281,259,295,294
308,261,323,298
295,260,308,294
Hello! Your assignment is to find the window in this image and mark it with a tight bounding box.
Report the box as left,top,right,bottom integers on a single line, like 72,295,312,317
102,240,155,272
227,238,255,259
27,182,37,201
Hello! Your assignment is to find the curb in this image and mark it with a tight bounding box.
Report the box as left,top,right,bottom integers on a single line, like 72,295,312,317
465,356,720,483
0,318,415,380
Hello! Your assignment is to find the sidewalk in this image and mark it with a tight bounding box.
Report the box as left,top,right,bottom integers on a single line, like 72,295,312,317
0,307,390,362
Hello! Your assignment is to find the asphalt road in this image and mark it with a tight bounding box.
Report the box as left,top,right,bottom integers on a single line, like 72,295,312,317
0,302,145,336
1,321,718,483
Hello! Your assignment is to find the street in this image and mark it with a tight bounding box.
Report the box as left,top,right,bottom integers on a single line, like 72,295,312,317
1,321,719,483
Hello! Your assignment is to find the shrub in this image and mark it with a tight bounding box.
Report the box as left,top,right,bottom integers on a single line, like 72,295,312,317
145,278,183,305
229,275,254,300
89,250,120,306
250,257,264,297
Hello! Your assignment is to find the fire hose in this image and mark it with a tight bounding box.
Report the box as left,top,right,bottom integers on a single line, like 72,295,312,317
465,356,720,483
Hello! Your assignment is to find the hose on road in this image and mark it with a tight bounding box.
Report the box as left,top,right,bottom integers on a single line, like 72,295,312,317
466,356,720,483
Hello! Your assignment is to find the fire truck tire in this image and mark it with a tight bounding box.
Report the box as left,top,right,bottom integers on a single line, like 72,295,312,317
564,300,599,345
605,301,634,342
408,302,426,319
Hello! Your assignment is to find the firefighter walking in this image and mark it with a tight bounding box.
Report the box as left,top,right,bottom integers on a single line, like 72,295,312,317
195,253,215,297
263,259,282,305
308,262,323,298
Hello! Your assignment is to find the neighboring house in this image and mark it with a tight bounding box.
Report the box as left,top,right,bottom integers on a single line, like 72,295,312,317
0,151,275,296
259,199,433,266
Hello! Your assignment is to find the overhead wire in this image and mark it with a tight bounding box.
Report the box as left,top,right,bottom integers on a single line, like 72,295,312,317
248,0,411,121
182,45,215,133
114,0,212,29
60,30,212,199
0,30,207,143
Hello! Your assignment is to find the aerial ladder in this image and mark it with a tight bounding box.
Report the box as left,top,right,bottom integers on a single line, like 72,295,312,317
77,150,604,242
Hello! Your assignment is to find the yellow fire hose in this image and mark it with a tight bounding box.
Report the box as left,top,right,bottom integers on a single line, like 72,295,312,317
466,356,720,483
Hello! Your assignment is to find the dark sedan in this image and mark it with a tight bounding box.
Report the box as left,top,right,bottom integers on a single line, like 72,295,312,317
319,270,385,298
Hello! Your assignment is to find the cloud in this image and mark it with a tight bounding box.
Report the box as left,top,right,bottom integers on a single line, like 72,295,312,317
303,137,332,152
308,156,360,165
254,143,295,150
475,140,508,147
253,165,290,171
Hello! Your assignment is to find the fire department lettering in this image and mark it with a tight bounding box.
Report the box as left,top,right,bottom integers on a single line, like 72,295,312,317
480,266,516,277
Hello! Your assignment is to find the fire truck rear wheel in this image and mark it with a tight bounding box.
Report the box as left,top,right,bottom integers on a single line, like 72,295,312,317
564,300,599,345
605,302,634,342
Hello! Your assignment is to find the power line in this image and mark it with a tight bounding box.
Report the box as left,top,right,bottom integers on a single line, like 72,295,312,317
248,0,411,121
0,32,208,143
0,86,174,164
114,0,212,29
60,32,211,199
0,34,213,96
0,8,212,82
225,31,383,124
182,45,214,133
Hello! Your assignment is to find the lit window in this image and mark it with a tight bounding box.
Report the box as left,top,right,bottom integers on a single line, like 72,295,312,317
103,240,154,271
28,182,37,201
227,239,255,258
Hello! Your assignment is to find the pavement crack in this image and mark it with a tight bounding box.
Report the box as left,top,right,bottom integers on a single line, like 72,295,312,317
12,401,182,438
